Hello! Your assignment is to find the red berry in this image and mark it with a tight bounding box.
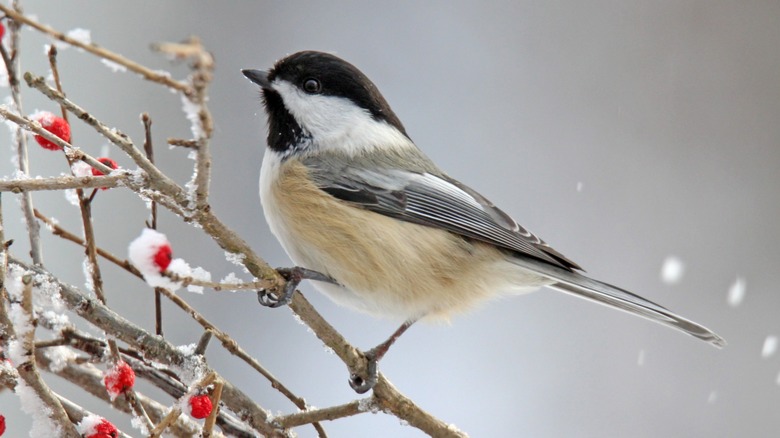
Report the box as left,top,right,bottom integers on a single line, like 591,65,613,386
0,414,6,436
31,111,71,151
91,157,119,190
91,157,119,176
189,394,213,419
87,419,118,438
0,23,5,41
104,361,135,397
153,244,173,272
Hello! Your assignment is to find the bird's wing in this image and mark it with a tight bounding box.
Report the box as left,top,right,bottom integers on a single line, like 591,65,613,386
306,159,581,270
305,158,726,348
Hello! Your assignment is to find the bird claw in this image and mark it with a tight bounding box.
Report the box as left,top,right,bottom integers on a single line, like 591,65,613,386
257,266,338,309
256,288,291,308
349,349,378,394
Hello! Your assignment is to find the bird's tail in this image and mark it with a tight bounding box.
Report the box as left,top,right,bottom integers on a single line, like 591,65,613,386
508,256,726,348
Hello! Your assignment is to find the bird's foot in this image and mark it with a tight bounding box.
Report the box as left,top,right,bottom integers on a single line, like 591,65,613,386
257,266,337,308
349,348,379,394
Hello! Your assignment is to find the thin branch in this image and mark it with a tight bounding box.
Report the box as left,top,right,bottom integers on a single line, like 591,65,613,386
34,209,138,275
47,45,68,123
0,173,135,192
0,4,190,94
142,113,164,337
167,138,199,149
1,10,42,264
274,398,369,429
202,379,224,438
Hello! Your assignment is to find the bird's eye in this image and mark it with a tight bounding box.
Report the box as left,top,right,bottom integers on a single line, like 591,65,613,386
303,78,321,94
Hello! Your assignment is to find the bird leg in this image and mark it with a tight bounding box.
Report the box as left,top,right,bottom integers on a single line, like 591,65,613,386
257,266,338,308
349,319,417,393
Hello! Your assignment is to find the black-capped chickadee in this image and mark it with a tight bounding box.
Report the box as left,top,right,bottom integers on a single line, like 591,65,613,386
242,51,724,392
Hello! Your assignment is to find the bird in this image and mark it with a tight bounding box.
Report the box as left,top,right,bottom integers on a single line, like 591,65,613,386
242,51,725,393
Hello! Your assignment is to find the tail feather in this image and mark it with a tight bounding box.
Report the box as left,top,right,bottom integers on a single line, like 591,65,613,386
509,257,726,348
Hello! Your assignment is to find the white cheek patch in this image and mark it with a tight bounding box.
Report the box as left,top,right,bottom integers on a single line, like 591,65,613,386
271,80,414,156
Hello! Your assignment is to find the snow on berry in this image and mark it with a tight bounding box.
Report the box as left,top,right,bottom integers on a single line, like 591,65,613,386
77,415,118,438
0,414,5,436
128,228,198,290
30,111,71,150
103,360,135,399
189,394,213,419
129,228,173,276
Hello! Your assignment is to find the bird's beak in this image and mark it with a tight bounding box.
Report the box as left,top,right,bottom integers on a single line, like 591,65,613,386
242,69,272,89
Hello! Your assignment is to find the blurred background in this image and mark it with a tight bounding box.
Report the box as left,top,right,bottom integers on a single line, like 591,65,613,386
1,1,779,436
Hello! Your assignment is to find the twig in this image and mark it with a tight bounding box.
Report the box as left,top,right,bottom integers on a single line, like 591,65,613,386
274,398,369,429
176,37,214,208
0,4,190,94
202,379,224,438
34,209,139,275
167,138,199,148
142,112,164,336
0,173,135,192
164,270,269,291
1,9,42,265
47,45,68,123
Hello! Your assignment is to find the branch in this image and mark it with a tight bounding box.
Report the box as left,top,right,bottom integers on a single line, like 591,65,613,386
0,4,190,94
0,173,136,192
274,398,370,429
1,5,42,264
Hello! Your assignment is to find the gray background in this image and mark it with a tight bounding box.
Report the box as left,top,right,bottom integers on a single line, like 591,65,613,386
1,1,779,437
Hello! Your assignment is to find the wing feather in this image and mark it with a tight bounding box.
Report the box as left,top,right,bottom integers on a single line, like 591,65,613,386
306,157,580,270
